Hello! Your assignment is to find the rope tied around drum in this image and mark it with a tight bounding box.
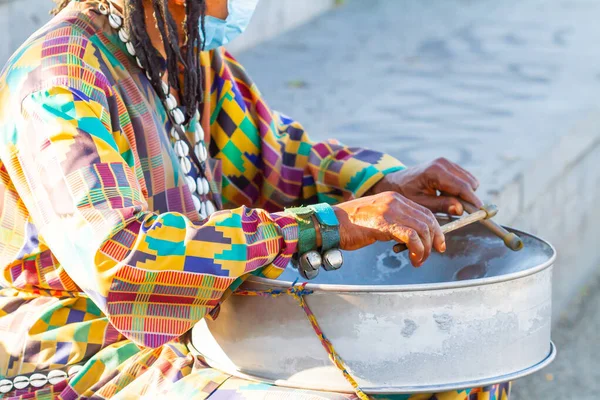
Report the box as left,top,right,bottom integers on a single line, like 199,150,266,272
234,280,371,400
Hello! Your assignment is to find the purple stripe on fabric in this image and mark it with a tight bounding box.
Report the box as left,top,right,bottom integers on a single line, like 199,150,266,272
183,256,230,276
255,99,273,124
312,143,332,159
59,385,79,400
66,309,85,324
351,149,385,164
52,342,73,365
280,164,303,182
165,187,187,214
260,141,280,167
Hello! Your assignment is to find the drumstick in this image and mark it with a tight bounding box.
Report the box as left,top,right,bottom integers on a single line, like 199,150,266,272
392,204,498,254
459,200,523,251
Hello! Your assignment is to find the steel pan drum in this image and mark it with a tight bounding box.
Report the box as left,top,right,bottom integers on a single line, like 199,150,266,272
190,217,556,394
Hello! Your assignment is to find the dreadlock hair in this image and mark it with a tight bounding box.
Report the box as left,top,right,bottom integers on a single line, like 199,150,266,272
53,0,206,124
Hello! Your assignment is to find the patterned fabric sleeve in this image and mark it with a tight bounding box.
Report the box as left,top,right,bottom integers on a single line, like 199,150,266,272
209,49,406,210
2,86,298,348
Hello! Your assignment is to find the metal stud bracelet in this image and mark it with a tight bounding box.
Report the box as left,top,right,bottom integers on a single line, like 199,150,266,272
309,203,343,271
286,204,343,280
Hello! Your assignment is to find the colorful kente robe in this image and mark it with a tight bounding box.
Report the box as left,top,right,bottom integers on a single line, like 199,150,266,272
0,2,510,399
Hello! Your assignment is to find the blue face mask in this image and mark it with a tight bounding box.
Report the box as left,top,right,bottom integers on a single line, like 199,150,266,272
200,0,260,50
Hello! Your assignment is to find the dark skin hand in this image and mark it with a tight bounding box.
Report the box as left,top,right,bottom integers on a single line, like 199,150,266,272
367,157,483,216
333,192,446,267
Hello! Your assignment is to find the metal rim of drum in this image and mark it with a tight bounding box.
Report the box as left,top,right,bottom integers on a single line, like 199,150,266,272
248,226,556,293
191,342,556,394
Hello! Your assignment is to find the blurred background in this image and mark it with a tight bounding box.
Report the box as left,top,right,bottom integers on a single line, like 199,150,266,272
2,0,599,398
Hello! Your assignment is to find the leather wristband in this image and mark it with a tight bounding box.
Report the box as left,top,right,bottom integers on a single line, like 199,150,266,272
286,206,318,254
308,203,340,251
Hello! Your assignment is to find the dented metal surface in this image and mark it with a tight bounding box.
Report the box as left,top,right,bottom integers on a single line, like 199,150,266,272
190,218,556,394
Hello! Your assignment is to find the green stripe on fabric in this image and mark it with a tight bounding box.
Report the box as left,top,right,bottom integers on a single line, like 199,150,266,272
346,165,379,193
121,148,134,167
215,212,241,228
381,166,406,175
222,141,245,172
73,323,91,342
318,194,340,205
298,142,312,156
144,236,186,256
79,117,119,152
41,99,75,122
89,35,123,70
142,215,187,256
210,91,234,124
160,213,187,229
215,244,246,261
239,117,260,148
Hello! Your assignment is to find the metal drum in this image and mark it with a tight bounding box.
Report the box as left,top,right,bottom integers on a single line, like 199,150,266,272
190,217,556,394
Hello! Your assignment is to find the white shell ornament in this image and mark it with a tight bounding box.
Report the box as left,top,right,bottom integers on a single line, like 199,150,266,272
172,108,185,125
108,13,122,29
161,81,170,96
174,140,190,158
126,41,136,56
68,365,83,377
185,176,197,193
205,200,216,216
170,126,180,141
165,94,177,111
194,122,204,143
47,370,68,385
0,379,14,394
98,3,109,15
195,143,208,162
118,28,130,42
29,373,48,388
179,157,192,174
196,177,209,195
192,194,202,211
13,376,29,390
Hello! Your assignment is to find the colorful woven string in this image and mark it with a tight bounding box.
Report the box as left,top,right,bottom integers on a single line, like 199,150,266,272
234,282,371,400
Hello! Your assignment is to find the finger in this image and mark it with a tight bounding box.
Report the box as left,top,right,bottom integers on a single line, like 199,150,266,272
445,162,480,191
404,216,432,263
414,205,446,253
436,158,480,190
391,226,425,267
412,194,464,216
437,175,483,208
397,196,442,259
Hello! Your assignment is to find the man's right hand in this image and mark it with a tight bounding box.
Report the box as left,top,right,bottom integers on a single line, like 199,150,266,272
333,192,446,267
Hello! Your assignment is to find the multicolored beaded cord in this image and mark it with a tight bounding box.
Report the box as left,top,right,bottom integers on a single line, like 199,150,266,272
234,282,371,400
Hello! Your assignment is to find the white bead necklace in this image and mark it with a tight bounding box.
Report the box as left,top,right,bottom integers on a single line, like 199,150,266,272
99,2,217,219
0,365,82,394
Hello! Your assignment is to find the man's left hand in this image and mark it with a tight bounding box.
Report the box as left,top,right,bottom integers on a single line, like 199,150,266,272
367,158,483,216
